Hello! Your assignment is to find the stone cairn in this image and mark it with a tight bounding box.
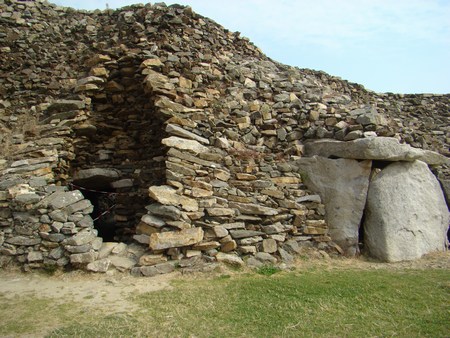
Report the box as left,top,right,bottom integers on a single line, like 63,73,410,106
0,0,448,274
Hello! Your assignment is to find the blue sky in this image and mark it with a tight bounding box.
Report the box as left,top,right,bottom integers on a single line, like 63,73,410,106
52,0,450,94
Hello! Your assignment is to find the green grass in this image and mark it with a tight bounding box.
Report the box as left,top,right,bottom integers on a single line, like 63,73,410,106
0,295,81,336
44,268,449,338
256,264,282,276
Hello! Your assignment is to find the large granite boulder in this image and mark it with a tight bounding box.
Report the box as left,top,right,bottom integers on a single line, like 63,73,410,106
296,156,372,256
364,160,449,262
304,137,449,166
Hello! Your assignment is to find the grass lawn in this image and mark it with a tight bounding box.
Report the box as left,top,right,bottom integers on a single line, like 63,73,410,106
1,264,446,337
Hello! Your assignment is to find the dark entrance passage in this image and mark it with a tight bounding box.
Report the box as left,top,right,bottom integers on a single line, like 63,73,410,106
71,168,121,242
81,188,117,242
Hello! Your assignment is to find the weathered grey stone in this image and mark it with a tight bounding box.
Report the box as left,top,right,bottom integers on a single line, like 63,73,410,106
27,251,43,262
261,238,278,253
140,262,176,277
192,241,221,251
220,239,238,252
139,254,167,266
65,244,92,253
261,222,288,234
162,136,209,155
343,130,363,141
206,208,235,217
304,137,449,165
166,124,210,144
92,237,103,250
364,160,449,262
131,267,143,277
72,168,120,188
229,202,278,216
254,252,277,264
109,256,137,271
6,236,41,246
283,240,302,254
111,242,127,255
48,190,84,209
98,242,117,259
213,226,228,238
216,252,244,267
145,203,181,221
49,209,68,222
279,248,294,263
246,256,264,268
77,215,94,228
65,229,98,246
297,195,322,203
70,251,98,264
229,230,265,239
296,156,372,256
140,265,159,277
222,222,246,230
351,106,386,126
133,234,150,244
64,199,92,214
47,233,66,242
47,99,85,112
149,227,204,250
154,262,176,274
110,179,134,189
141,214,165,228
87,259,111,273
15,193,41,204
49,247,64,260
149,185,199,212
239,236,264,245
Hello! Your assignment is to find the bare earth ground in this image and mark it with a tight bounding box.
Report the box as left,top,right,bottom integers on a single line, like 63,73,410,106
0,251,449,316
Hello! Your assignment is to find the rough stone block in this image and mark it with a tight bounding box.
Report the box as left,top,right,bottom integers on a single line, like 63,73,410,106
149,227,204,250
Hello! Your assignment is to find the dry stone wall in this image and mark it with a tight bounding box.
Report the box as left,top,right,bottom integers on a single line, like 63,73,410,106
0,0,449,273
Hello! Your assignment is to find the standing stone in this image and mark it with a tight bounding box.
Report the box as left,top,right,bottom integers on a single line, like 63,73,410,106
364,160,449,262
296,156,372,256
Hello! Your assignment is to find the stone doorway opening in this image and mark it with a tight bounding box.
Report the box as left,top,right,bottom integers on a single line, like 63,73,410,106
69,55,169,245
71,168,120,242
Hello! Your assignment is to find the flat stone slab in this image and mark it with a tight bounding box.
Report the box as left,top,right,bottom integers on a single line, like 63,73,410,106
304,137,449,166
229,202,278,216
73,168,121,189
47,190,84,209
216,253,244,267
229,230,265,239
6,236,41,246
162,136,209,155
87,259,111,273
146,203,181,221
149,227,204,250
149,185,198,212
166,124,210,144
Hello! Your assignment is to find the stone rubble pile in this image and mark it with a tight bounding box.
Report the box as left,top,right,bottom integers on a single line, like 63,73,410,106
0,0,448,273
